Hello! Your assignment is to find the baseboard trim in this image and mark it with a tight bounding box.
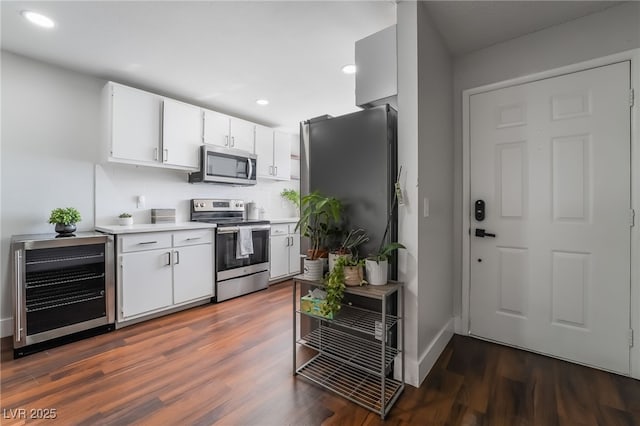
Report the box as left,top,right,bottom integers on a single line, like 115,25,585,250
1,317,14,338
417,317,455,385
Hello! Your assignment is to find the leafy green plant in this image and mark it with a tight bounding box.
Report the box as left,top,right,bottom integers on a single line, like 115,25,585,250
368,242,406,262
295,192,342,259
280,189,301,212
48,207,81,225
321,256,347,316
334,228,369,256
119,213,132,218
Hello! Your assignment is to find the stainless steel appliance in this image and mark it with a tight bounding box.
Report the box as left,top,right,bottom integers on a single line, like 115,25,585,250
189,144,257,185
191,199,270,301
11,232,115,357
301,104,398,277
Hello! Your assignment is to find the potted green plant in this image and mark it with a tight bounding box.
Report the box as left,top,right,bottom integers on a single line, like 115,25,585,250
342,257,366,286
48,207,81,235
328,228,369,272
280,188,300,217
366,242,405,285
118,213,133,226
295,191,342,280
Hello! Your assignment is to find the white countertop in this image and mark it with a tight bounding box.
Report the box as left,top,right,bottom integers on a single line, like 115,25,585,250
268,218,300,224
95,222,217,234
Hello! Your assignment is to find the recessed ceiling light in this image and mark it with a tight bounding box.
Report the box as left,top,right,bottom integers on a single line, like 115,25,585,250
21,11,55,29
256,99,269,106
341,64,356,74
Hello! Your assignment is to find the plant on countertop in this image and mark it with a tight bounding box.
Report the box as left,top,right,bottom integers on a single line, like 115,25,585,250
295,191,342,260
118,213,132,218
280,188,301,212
48,207,82,225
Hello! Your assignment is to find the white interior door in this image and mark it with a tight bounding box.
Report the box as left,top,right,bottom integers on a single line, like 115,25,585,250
469,62,631,374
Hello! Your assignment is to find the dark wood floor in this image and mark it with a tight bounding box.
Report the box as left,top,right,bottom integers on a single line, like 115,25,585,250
2,280,640,425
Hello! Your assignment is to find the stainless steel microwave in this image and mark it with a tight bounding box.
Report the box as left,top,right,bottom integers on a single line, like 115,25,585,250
189,144,257,185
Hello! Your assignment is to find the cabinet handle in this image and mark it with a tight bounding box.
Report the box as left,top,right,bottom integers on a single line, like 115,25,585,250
231,136,235,147
289,236,294,246
154,148,159,161
165,252,172,266
163,148,168,162
138,241,158,245
274,166,278,176
14,251,22,342
174,250,180,265
225,135,229,146
186,237,201,241
269,165,273,175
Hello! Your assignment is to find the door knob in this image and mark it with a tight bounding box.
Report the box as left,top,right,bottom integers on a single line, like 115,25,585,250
475,228,496,238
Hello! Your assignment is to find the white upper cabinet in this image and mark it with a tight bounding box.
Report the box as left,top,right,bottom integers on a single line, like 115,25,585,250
273,131,292,180
106,82,200,171
355,25,397,108
162,99,202,169
109,83,162,165
255,125,274,178
203,110,255,153
255,126,291,180
203,109,231,148
229,117,255,153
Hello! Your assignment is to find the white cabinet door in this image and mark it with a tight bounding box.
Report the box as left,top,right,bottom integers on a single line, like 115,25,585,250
110,83,161,165
121,250,173,319
288,232,301,274
162,99,202,170
273,131,292,180
203,109,231,148
173,244,213,304
270,234,290,279
229,117,255,153
255,125,274,178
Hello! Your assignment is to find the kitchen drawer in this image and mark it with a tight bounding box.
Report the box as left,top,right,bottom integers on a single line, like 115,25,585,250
271,224,289,236
173,229,213,247
119,232,172,253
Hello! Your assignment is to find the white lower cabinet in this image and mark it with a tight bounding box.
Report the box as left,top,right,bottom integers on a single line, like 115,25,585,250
117,229,214,324
121,250,173,318
270,223,300,280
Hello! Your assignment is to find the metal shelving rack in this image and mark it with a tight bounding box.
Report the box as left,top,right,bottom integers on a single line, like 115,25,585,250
292,275,404,419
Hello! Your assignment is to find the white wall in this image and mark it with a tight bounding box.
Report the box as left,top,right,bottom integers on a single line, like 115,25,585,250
396,1,455,387
452,2,640,323
0,51,299,337
396,1,420,387
415,1,454,382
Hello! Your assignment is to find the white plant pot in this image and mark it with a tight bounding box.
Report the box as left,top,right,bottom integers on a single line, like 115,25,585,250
303,258,324,281
119,217,133,226
365,259,388,286
328,253,351,272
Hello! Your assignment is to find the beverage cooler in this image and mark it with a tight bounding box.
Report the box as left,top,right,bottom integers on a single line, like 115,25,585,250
11,232,115,357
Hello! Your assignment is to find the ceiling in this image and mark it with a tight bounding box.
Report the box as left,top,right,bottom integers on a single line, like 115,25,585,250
0,1,624,133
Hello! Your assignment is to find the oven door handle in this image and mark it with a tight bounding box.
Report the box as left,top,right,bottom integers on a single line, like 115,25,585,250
217,225,271,234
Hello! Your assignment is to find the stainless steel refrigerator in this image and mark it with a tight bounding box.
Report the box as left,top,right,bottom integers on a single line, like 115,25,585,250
300,104,398,279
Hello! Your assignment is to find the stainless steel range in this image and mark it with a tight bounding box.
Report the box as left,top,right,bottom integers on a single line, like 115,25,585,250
191,199,270,301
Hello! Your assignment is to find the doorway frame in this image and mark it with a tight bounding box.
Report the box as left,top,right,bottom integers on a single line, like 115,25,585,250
461,49,640,378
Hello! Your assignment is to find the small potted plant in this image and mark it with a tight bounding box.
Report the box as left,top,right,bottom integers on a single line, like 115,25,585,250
366,242,405,286
328,228,369,272
118,213,133,226
48,207,81,236
342,257,366,286
280,188,301,217
321,256,347,317
295,191,342,280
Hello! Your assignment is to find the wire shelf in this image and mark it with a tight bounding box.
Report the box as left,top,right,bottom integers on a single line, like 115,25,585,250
297,303,397,336
298,326,398,375
297,353,403,416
